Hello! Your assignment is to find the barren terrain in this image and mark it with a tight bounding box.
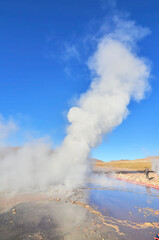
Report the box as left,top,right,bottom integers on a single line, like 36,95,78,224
94,156,159,188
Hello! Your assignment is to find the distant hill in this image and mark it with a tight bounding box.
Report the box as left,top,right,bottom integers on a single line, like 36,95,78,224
95,156,159,171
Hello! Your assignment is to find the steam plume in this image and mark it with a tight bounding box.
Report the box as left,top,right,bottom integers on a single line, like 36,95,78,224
0,115,17,144
152,157,159,174
0,18,150,192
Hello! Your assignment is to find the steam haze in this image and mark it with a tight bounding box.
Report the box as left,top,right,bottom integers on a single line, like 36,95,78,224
0,18,150,192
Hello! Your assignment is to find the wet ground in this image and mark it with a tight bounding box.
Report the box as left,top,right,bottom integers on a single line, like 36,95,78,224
0,174,159,240
88,175,159,239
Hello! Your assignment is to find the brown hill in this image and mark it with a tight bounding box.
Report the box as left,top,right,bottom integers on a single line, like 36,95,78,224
95,156,159,171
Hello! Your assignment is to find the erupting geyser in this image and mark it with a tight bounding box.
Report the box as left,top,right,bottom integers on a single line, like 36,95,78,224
0,17,150,192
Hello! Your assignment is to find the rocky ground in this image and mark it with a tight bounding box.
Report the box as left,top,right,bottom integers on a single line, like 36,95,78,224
0,191,119,240
94,157,159,188
115,171,159,188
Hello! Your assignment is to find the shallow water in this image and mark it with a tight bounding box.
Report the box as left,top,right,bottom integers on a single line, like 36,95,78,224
88,175,159,239
0,175,159,240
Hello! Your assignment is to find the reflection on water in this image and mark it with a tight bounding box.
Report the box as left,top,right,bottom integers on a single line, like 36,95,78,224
0,174,159,240
88,174,159,239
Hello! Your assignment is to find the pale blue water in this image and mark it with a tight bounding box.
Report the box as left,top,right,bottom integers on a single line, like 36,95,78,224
88,175,159,239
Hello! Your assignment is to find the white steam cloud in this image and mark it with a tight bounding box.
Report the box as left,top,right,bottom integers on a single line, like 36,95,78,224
0,115,17,144
0,18,150,192
151,157,159,174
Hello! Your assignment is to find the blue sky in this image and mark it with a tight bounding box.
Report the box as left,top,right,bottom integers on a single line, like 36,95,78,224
0,0,159,161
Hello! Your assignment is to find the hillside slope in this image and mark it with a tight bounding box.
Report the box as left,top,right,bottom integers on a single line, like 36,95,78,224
95,156,159,171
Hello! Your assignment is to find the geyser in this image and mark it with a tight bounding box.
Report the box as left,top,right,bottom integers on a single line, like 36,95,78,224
0,17,150,192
